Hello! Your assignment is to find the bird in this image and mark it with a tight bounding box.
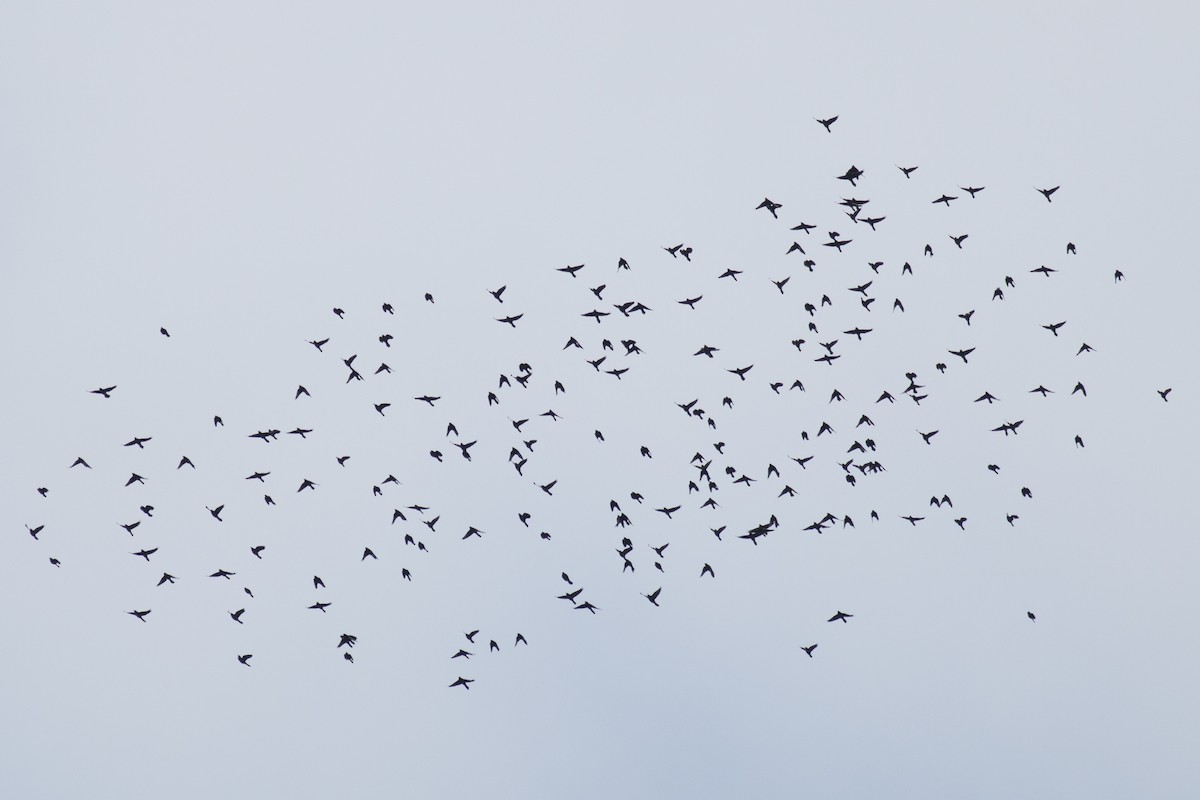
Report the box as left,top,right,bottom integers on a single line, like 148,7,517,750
127,610,151,622
816,116,838,132
308,602,331,613
1043,321,1067,336
230,609,245,624
801,644,817,657
1158,388,1172,402
898,165,918,178
449,677,474,690
643,588,662,607
1037,185,1060,202
828,611,853,623
90,386,117,398
206,505,224,522
1027,611,1037,622
757,198,782,218
237,654,252,666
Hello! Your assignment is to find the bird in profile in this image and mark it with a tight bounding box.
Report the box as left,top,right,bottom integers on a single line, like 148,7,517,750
828,611,853,623
898,165,918,178
237,654,252,666
497,314,524,327
1158,388,1172,402
643,588,662,607
230,609,245,624
206,505,224,522
127,609,151,622
308,602,331,613
449,677,474,690
757,198,782,218
90,386,117,398
1037,186,1060,202
1043,321,1066,336
801,644,817,657
1027,611,1037,622
816,116,838,132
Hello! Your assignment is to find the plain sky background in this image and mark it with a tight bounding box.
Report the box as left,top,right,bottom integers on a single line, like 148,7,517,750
3,3,1198,798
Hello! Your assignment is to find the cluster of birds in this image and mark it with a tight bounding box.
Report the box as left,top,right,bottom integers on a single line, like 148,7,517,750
16,114,1172,689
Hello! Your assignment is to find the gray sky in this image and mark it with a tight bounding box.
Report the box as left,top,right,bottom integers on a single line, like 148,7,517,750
3,3,1198,798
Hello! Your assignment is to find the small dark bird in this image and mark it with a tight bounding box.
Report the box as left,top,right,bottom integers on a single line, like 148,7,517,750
230,609,245,624
828,611,853,623
801,644,817,657
449,677,474,690
127,610,151,622
1158,388,1172,402
1037,186,1059,202
160,327,170,337
238,654,252,666
757,198,782,218
898,165,918,178
1027,611,1037,622
91,386,118,398
816,116,838,132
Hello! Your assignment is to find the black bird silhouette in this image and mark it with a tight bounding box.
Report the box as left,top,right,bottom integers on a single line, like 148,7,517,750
70,457,91,469
1027,611,1037,621
238,654,252,666
828,611,853,623
801,644,817,657
449,677,474,690
816,116,838,132
643,588,662,606
1158,388,1172,402
127,610,151,622
497,314,524,327
230,609,245,624
961,186,984,197
1037,186,1060,202
728,365,754,381
557,264,585,278
757,198,782,218
206,505,224,521
91,386,117,398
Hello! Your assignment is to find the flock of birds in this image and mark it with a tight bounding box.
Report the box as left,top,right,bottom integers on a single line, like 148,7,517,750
16,114,1171,689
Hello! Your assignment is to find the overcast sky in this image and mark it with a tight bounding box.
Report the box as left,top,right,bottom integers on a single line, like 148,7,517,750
3,4,1198,799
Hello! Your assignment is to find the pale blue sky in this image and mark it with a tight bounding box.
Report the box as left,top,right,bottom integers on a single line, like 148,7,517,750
2,3,1197,798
